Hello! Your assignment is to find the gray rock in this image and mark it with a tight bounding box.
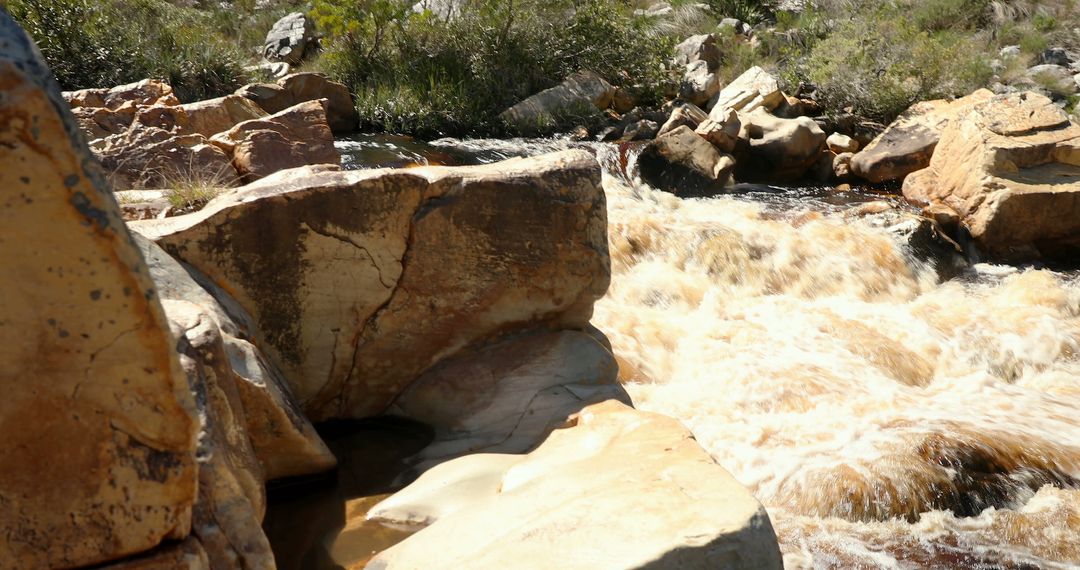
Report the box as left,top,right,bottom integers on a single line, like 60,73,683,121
1000,45,1021,59
680,59,720,108
263,12,315,65
719,17,751,35
1038,47,1075,67
674,33,720,70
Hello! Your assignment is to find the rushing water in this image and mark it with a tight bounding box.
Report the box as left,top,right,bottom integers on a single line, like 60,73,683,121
335,135,1080,569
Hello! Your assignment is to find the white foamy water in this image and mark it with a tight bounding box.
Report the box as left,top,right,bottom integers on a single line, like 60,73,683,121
594,160,1080,569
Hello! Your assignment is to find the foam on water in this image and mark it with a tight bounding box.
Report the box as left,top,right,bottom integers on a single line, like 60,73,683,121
595,157,1080,568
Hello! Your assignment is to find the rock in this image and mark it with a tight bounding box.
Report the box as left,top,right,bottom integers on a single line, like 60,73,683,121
1038,47,1075,67
719,17,752,35
237,73,359,134
116,190,172,221
179,94,268,137
245,61,291,80
773,94,820,119
391,330,628,462
736,109,826,182
621,118,659,141
133,103,190,132
263,12,315,65
888,216,968,281
367,400,785,570
1024,64,1079,98
708,65,784,119
133,150,609,421
923,202,961,235
1000,45,1021,59
500,70,615,131
850,89,993,183
826,132,859,154
0,13,198,567
611,87,636,114
210,99,341,183
634,2,673,17
101,537,209,570
133,234,336,480
695,107,741,153
658,102,708,137
63,78,178,109
833,151,854,180
93,126,239,190
637,125,736,196
902,91,1080,261
680,59,721,107
71,104,136,139
674,33,720,70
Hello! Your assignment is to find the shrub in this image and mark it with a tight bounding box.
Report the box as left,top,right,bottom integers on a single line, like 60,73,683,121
7,0,251,102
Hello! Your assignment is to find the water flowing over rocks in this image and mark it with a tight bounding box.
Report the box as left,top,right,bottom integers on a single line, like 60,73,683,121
851,89,993,184
134,150,610,421
366,400,785,570
902,91,1080,262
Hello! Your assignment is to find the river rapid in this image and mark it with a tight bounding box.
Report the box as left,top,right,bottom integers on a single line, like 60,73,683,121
337,135,1080,569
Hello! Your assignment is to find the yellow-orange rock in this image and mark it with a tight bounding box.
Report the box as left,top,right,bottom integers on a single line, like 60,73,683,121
0,13,197,569
180,94,269,137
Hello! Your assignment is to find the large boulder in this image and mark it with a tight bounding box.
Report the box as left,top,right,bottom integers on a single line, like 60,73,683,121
132,150,609,421
499,70,615,131
263,12,315,65
63,78,178,110
210,99,341,182
902,91,1080,261
71,104,137,139
637,125,736,195
736,108,826,182
365,400,785,570
0,13,198,568
657,102,708,137
680,59,721,108
237,73,359,133
92,126,239,190
850,89,993,183
674,33,720,70
708,66,784,119
179,94,268,137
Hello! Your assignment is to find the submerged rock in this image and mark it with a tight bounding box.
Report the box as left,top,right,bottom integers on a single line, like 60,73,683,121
367,400,784,570
903,91,1080,261
134,150,609,421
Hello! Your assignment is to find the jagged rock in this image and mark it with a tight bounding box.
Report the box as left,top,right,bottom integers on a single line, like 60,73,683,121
133,150,609,421
1023,64,1079,98
263,12,315,65
63,78,178,109
680,59,721,108
499,70,615,131
902,91,1080,261
708,66,784,119
736,108,826,182
134,103,190,132
658,101,708,137
210,99,340,183
71,104,136,139
179,94,268,137
638,125,736,196
0,13,198,567
695,107,741,153
237,73,359,134
366,400,785,570
674,33,720,70
93,126,239,190
850,89,993,183
826,132,859,154
390,330,629,462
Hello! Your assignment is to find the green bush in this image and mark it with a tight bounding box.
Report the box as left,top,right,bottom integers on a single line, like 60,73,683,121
7,0,251,102
316,0,675,137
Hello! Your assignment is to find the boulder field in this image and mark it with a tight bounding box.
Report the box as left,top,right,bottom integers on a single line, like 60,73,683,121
0,12,783,570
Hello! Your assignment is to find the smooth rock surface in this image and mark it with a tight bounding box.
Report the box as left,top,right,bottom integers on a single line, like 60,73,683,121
737,109,826,182
657,102,708,137
133,150,609,421
902,91,1080,261
500,70,615,130
638,125,736,196
180,94,268,137
0,14,198,567
708,65,784,119
367,400,784,570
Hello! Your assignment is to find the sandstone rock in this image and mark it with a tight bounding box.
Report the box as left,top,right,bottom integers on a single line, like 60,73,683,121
902,91,1080,261
367,400,785,570
134,103,191,132
117,190,172,221
638,125,736,196
674,33,720,70
263,12,314,65
210,99,340,183
611,87,636,114
133,150,609,421
180,94,268,137
833,151,854,180
72,104,136,139
236,82,292,115
64,78,178,109
390,330,628,462
680,59,721,108
737,108,826,182
826,132,859,154
695,107,741,153
101,538,209,570
500,70,615,131
621,118,659,141
1023,63,1079,98
850,89,993,183
278,73,359,133
93,126,238,190
0,13,198,567
708,65,784,119
719,17,752,35
658,102,708,137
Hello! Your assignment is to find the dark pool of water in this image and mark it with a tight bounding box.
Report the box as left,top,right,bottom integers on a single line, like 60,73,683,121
262,418,432,570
